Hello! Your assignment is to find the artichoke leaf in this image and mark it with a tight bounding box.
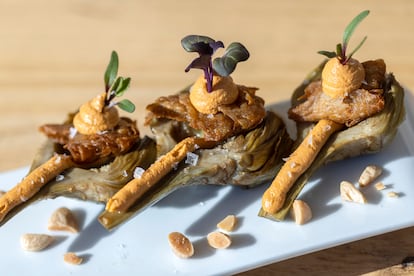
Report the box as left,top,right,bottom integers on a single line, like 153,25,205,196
99,111,293,230
259,61,406,221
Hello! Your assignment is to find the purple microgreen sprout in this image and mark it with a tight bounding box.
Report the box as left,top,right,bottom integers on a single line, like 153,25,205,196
103,51,135,113
182,35,224,92
181,35,249,92
318,10,370,65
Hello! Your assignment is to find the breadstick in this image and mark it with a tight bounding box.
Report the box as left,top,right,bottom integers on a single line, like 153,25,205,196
106,137,205,213
261,119,343,214
0,154,74,222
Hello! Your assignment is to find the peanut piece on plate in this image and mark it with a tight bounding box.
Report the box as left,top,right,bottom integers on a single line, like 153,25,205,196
20,233,54,251
168,232,194,258
64,252,83,265
358,165,383,187
290,200,312,225
374,182,386,191
48,207,79,233
340,181,367,204
387,191,399,198
207,231,232,249
217,215,237,232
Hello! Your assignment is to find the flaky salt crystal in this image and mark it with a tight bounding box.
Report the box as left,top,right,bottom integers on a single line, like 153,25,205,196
55,175,65,182
69,127,77,139
133,167,145,179
185,152,199,166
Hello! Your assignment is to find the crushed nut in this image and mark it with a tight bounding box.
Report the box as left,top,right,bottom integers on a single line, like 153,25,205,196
358,165,383,187
290,200,312,225
340,181,367,204
387,191,399,198
64,252,83,265
374,182,386,191
20,233,54,251
217,215,237,232
168,232,194,258
207,231,232,249
48,207,79,233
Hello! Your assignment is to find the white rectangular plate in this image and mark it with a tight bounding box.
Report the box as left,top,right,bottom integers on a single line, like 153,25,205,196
0,92,413,276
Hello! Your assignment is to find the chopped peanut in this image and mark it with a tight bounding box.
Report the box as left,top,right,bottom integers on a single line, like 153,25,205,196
358,165,383,187
63,252,83,265
290,200,312,225
217,215,237,232
168,232,194,258
48,207,79,233
340,181,367,204
207,231,232,249
20,233,54,251
374,182,386,191
387,191,399,198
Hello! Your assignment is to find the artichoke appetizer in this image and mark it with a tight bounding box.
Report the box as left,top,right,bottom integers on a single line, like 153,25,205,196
0,52,157,226
99,35,292,229
260,10,405,220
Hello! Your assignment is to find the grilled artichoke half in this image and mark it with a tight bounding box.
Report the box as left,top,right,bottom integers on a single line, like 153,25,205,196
98,110,292,230
259,61,406,221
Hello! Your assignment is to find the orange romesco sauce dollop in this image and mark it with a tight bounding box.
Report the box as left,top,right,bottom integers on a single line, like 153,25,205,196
73,92,120,135
189,74,239,114
321,57,365,98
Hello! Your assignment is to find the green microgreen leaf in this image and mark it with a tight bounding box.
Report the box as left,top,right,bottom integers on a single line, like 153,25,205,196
336,43,344,60
181,35,217,53
317,50,337,58
342,10,370,51
317,10,370,64
346,36,367,62
117,99,135,113
104,51,119,91
102,51,135,112
213,42,250,76
115,77,131,97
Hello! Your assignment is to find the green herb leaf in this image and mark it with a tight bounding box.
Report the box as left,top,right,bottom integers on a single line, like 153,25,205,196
213,42,250,76
317,10,370,64
342,10,370,50
115,77,131,97
181,35,216,53
117,99,135,113
104,51,119,91
317,50,337,58
347,36,367,61
336,43,344,60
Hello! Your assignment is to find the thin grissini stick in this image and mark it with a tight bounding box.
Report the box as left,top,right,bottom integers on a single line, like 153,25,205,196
0,154,74,222
261,119,343,214
105,136,211,213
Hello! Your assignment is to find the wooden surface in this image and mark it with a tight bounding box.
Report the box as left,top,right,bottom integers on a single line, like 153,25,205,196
1,1,413,275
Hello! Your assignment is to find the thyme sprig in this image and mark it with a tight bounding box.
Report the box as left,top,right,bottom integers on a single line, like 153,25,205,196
104,51,135,113
318,10,370,64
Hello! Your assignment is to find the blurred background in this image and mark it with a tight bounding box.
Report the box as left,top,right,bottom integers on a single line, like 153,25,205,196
0,0,413,170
